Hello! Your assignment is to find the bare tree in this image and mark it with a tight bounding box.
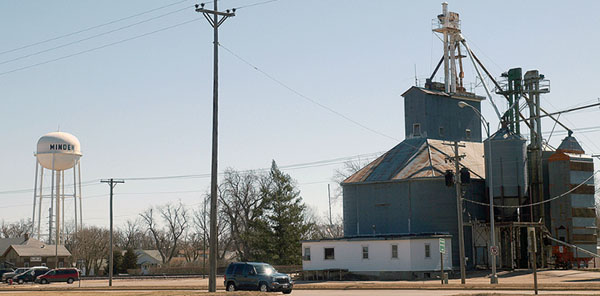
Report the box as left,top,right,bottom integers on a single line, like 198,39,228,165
304,206,343,239
218,169,268,261
331,158,374,202
0,219,33,238
70,226,109,275
140,201,189,264
118,219,154,250
194,193,232,261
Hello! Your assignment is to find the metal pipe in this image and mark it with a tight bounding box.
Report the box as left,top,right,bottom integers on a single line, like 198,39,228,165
460,38,502,120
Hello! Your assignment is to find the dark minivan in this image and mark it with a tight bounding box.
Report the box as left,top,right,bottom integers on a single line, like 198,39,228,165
224,262,292,293
36,268,79,284
12,267,49,284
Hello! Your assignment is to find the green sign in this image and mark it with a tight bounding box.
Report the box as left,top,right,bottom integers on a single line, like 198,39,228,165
439,238,446,254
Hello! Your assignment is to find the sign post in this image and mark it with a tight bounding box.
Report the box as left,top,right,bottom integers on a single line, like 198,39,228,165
439,238,446,284
528,227,538,295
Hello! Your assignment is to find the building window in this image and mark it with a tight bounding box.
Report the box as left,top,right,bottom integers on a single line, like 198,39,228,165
413,123,421,137
24,262,29,268
324,248,335,260
304,247,311,261
362,246,369,259
58,261,64,268
465,129,471,140
439,126,444,137
391,244,398,259
425,243,431,258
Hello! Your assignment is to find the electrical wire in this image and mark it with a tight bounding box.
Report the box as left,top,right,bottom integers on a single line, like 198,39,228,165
0,18,203,78
0,0,199,57
0,151,384,194
233,0,281,9
0,6,194,67
463,170,599,208
218,43,400,142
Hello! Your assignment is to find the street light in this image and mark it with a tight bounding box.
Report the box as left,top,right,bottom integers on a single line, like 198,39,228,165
458,101,498,284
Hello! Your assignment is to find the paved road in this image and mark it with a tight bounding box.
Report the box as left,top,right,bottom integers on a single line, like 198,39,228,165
1,289,600,295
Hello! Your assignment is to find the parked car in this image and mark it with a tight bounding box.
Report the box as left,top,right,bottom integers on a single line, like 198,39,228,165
2,268,29,283
224,262,293,294
35,268,79,284
0,268,14,279
12,267,49,284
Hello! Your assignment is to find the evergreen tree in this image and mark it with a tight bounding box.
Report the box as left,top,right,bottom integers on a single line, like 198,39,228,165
122,248,138,272
259,160,311,265
104,250,123,275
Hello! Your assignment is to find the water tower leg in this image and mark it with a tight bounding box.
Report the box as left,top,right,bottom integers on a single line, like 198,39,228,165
49,155,55,245
78,161,83,229
61,171,65,240
32,162,39,237
37,168,44,240
73,166,78,233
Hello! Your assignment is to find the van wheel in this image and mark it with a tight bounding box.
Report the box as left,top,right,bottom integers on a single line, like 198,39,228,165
226,282,236,291
283,289,292,294
41,279,48,284
67,278,74,284
259,282,269,292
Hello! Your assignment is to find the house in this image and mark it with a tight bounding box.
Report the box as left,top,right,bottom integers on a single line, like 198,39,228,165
1,236,71,268
135,250,162,275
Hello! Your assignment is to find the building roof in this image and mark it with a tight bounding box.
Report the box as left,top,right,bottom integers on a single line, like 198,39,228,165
135,250,162,265
557,135,585,154
303,232,451,243
343,138,484,184
4,243,71,257
0,237,47,257
0,237,27,256
401,86,485,102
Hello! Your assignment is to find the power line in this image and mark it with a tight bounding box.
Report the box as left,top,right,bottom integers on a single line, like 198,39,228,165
0,18,203,78
218,43,400,142
0,0,199,57
0,151,383,195
0,6,194,67
464,170,599,208
233,0,281,9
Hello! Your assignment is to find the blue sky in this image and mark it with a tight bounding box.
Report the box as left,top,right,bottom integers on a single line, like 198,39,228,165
1,0,599,229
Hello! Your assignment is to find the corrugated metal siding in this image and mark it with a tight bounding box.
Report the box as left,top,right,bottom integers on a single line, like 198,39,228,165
570,170,595,185
342,178,486,269
571,194,595,208
402,87,483,143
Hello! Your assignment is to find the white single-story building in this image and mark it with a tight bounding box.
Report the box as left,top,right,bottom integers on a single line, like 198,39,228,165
302,234,452,280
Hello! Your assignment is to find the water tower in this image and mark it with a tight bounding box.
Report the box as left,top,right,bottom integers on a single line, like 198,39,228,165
32,131,83,244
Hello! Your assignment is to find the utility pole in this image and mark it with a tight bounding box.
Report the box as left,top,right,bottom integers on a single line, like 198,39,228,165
101,178,124,287
443,141,466,284
327,184,333,228
195,2,235,292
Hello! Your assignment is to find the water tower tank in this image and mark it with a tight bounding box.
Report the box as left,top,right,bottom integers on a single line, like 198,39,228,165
36,132,82,171
484,127,527,219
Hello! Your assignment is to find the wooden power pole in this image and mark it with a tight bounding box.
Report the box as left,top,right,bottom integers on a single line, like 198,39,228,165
101,178,124,287
443,141,467,284
195,2,235,292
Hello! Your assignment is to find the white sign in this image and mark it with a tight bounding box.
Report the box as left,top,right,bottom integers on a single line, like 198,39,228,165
439,238,446,254
30,256,42,262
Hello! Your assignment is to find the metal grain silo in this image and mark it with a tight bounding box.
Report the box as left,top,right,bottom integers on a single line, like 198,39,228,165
484,127,528,220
